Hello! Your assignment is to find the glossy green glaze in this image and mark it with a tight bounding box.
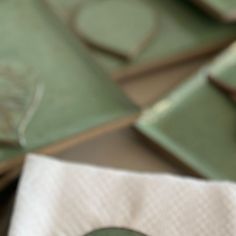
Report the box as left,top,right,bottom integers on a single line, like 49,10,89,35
202,0,236,11
136,43,236,181
47,0,236,75
84,228,146,236
0,0,138,163
194,0,236,21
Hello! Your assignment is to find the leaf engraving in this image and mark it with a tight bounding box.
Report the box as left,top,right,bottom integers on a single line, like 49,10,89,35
0,62,43,147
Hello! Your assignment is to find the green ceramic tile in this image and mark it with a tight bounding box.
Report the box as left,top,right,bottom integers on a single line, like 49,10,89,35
136,43,236,181
46,0,236,79
0,0,138,165
192,0,236,22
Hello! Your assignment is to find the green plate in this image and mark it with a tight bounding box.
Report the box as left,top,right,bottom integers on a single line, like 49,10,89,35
136,43,236,181
0,0,138,171
46,0,236,80
84,228,146,236
192,0,236,22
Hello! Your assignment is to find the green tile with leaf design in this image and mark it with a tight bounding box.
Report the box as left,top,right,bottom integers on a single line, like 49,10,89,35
46,0,236,79
136,43,236,181
0,61,43,147
0,0,138,170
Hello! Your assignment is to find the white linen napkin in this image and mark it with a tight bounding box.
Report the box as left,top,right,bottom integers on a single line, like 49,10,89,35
8,154,236,236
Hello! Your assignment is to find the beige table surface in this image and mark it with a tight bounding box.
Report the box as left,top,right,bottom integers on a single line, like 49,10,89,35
0,55,212,235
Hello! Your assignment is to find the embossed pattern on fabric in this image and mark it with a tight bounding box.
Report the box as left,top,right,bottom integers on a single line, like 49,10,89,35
8,154,236,236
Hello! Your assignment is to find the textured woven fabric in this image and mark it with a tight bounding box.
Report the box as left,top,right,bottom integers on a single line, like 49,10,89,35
9,154,236,236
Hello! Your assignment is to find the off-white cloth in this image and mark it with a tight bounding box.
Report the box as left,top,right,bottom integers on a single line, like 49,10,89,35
9,154,236,236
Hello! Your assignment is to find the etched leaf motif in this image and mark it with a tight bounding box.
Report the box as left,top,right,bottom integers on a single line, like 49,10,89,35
0,62,43,147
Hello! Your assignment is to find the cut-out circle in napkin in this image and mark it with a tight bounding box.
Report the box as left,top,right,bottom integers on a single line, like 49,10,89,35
0,61,43,147
74,0,158,61
84,227,147,236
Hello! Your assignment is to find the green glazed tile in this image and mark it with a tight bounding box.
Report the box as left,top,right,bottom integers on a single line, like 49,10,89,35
0,0,138,165
75,0,157,60
85,228,146,236
46,0,236,79
136,43,236,181
192,0,236,22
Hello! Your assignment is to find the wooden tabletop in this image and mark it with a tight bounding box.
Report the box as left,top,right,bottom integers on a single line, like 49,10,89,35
0,55,212,235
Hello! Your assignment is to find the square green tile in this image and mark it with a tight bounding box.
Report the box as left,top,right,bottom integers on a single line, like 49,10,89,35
136,43,236,180
0,0,138,167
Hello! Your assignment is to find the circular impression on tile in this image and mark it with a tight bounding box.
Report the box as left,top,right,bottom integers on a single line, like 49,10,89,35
73,0,158,61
